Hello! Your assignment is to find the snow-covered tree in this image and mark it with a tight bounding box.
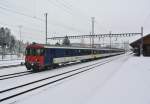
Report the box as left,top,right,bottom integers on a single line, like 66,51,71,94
62,36,71,46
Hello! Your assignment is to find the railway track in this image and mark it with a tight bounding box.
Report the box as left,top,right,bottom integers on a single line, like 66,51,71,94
0,61,83,81
0,64,22,70
0,71,32,80
0,54,125,103
0,54,122,81
0,61,24,70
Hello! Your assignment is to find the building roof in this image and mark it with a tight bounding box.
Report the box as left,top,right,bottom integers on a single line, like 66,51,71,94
130,34,150,47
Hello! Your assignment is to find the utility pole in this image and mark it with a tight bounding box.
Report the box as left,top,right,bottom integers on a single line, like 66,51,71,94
140,26,143,56
109,31,112,49
102,36,104,47
1,28,5,60
99,36,101,48
18,25,22,54
45,13,48,44
90,32,92,47
91,17,95,48
81,36,84,47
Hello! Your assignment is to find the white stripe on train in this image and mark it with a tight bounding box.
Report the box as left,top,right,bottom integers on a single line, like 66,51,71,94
53,52,123,64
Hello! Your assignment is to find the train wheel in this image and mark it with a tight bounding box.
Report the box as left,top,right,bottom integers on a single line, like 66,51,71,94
52,64,59,69
32,66,40,72
44,66,51,70
32,68,38,72
27,67,31,70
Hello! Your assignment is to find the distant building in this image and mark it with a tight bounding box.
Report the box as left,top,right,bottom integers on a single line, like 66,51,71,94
130,34,150,56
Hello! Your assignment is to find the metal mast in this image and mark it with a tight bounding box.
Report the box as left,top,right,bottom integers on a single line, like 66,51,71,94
140,26,143,56
91,17,95,48
45,13,48,44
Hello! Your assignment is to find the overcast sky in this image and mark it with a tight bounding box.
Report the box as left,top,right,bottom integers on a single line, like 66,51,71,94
0,0,150,44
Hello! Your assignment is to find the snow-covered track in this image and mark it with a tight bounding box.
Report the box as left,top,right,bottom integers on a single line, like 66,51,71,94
0,54,123,81
0,64,22,70
0,54,124,103
0,71,32,80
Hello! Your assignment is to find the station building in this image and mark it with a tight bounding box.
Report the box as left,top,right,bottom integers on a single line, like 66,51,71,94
130,34,150,56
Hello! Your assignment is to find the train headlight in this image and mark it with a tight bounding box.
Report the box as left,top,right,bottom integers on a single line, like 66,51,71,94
35,58,40,62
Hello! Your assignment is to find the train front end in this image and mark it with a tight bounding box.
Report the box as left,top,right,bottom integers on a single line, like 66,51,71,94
25,44,45,71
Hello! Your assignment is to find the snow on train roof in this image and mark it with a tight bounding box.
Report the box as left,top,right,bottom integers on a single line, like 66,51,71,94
27,43,123,51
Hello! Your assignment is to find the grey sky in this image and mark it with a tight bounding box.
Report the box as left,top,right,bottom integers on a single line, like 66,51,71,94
0,0,150,43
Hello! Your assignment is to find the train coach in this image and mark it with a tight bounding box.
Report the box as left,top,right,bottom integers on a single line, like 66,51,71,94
25,43,124,71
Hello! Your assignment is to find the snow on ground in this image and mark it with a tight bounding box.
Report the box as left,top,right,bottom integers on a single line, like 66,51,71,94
0,54,24,67
0,60,24,67
0,55,24,61
8,54,131,104
2,54,150,104
0,54,123,92
0,66,26,76
86,56,150,104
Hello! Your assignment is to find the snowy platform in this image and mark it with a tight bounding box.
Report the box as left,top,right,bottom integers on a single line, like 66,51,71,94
0,60,24,68
2,54,150,104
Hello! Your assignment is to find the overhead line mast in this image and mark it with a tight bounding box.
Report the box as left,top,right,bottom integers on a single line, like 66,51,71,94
91,17,95,48
45,13,48,44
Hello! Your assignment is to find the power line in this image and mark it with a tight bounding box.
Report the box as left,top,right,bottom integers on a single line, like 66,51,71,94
4,27,45,42
0,9,43,28
0,1,89,34
46,0,89,33
0,20,86,39
0,21,45,33
0,1,30,13
55,0,72,10
47,0,90,24
47,0,72,15
0,1,44,25
0,6,44,21
56,0,89,18
0,5,82,33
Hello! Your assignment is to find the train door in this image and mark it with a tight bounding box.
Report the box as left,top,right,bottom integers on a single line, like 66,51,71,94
44,48,54,65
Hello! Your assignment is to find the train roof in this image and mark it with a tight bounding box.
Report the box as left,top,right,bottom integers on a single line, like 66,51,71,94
26,43,123,51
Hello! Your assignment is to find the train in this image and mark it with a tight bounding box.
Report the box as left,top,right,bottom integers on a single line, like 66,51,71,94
25,43,125,71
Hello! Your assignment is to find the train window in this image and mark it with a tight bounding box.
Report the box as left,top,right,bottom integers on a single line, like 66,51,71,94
36,49,45,56
36,49,41,55
87,50,91,54
25,48,44,56
65,49,69,56
25,48,30,55
102,50,105,53
31,49,36,55
25,48,34,55
40,49,45,55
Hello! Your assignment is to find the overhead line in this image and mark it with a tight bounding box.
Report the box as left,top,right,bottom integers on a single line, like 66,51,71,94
0,1,88,34
47,0,72,15
0,5,82,33
0,21,45,33
55,0,72,10
0,6,44,21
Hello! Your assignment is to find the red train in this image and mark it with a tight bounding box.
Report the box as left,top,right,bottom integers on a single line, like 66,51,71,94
25,43,124,71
